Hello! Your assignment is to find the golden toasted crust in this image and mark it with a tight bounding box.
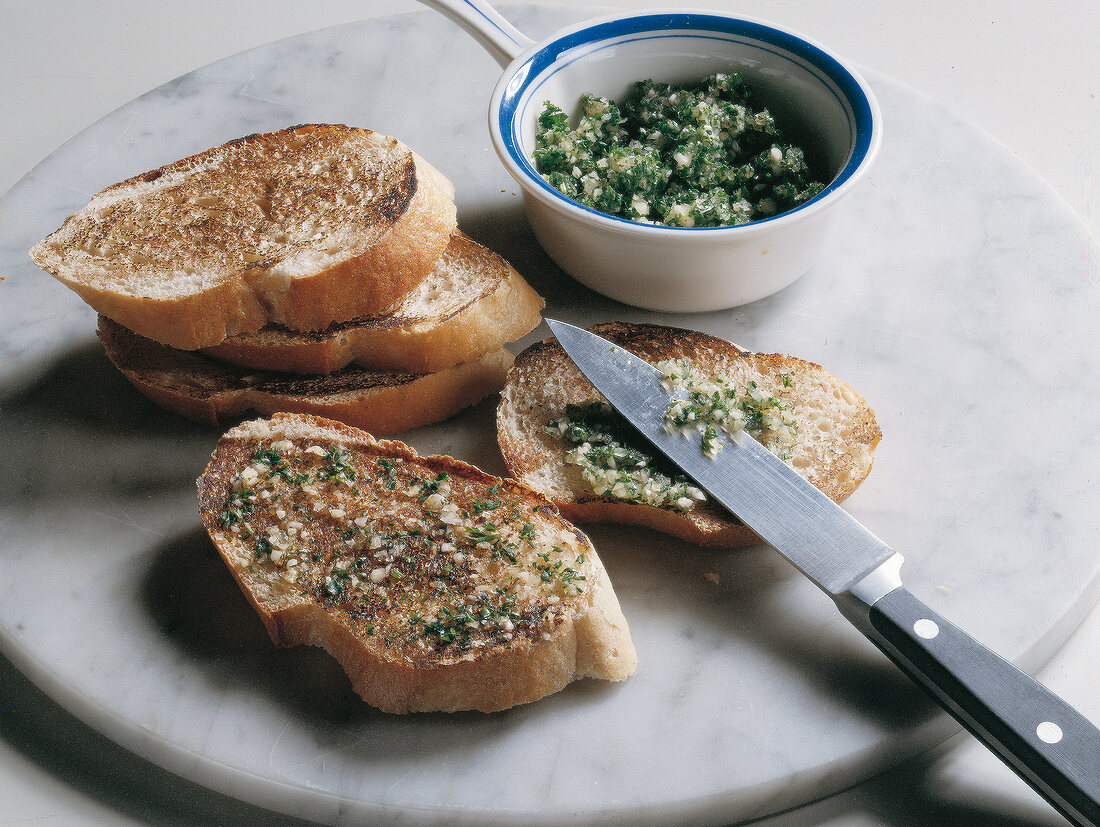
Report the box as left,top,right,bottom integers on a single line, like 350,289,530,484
496,322,882,548
97,316,510,435
29,124,457,350
197,413,636,713
202,232,545,374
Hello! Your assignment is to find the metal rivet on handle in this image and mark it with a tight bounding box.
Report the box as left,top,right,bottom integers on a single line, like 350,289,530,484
1036,721,1064,744
913,618,940,640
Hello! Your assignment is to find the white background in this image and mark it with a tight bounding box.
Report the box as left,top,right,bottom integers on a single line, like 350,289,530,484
1,1,1097,824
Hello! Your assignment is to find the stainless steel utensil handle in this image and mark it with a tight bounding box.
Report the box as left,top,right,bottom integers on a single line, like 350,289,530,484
866,586,1100,826
415,0,534,67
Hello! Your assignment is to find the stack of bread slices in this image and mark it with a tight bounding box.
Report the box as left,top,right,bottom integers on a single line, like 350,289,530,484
29,123,544,434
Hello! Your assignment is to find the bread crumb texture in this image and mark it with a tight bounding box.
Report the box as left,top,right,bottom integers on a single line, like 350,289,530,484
201,231,546,375
34,125,414,297
29,124,459,349
198,414,636,713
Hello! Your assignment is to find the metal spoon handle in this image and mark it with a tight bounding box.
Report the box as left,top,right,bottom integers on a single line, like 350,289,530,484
415,0,534,67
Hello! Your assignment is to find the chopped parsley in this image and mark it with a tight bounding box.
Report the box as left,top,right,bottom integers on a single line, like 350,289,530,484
534,73,824,227
254,536,273,559
252,445,310,485
411,592,522,647
219,489,256,528
325,567,353,598
377,458,399,490
533,548,587,590
219,437,591,658
317,446,357,485
546,402,705,512
414,472,450,501
546,364,799,510
659,359,797,460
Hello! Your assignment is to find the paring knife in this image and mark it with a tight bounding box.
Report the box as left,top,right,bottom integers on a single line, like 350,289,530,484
544,318,1100,827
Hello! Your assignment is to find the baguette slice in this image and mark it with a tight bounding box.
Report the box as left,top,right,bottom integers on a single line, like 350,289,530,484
202,231,545,374
197,413,636,713
30,124,458,350
497,322,882,548
97,316,508,436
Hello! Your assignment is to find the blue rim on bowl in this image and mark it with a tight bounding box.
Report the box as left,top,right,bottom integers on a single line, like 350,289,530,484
490,12,881,235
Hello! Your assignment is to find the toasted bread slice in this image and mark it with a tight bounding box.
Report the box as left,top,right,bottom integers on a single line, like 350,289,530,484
30,124,458,350
97,316,508,435
197,413,636,713
202,231,545,374
497,322,882,548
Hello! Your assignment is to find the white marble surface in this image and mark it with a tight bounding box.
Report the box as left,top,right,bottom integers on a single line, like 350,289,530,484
1,2,1099,825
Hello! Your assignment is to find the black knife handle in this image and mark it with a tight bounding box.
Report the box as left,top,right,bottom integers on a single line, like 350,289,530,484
867,587,1100,826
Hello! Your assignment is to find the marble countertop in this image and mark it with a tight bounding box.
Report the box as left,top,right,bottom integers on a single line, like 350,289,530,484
2,2,1098,825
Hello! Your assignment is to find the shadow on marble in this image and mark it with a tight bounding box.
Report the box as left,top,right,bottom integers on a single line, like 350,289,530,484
0,341,219,511
455,199,628,317
0,338,197,433
589,519,943,735
0,649,314,826
863,778,1065,827
810,733,1067,827
140,526,376,728
0,639,1062,827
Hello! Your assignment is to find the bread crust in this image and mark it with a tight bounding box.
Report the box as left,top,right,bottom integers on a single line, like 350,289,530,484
197,413,636,713
497,322,882,548
202,232,545,374
30,124,457,350
97,316,510,435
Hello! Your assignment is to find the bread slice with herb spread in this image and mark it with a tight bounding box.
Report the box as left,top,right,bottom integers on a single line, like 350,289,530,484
197,413,636,713
201,231,545,374
30,124,458,350
98,316,509,436
497,321,881,548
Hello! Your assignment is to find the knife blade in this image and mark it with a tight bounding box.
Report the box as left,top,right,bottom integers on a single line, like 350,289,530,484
545,318,1100,827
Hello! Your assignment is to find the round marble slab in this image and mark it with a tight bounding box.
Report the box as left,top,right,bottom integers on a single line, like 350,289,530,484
1,6,1098,825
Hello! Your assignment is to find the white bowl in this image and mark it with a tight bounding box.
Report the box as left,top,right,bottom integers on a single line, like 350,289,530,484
487,11,882,312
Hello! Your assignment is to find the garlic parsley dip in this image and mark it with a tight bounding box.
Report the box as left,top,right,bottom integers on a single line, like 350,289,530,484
546,360,797,512
534,73,824,228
